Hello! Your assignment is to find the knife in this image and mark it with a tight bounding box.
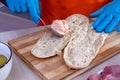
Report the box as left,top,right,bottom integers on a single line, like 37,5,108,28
39,17,63,37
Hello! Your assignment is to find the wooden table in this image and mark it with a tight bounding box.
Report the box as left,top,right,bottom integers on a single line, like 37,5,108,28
0,27,120,80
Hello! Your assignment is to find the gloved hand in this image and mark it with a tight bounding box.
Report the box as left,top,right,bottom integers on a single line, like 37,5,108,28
6,0,40,24
90,0,120,33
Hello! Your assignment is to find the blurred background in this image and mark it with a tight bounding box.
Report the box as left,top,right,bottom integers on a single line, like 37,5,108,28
0,2,36,32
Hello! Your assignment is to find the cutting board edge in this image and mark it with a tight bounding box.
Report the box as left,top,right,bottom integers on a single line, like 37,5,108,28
7,30,120,80
8,42,48,80
63,50,120,80
8,40,120,80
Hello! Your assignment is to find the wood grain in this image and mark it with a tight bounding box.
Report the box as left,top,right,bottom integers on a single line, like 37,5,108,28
8,29,120,80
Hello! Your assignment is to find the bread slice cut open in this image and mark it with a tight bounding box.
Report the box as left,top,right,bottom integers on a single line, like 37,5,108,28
31,14,108,69
31,30,71,58
63,14,108,69
31,14,90,58
63,26,108,69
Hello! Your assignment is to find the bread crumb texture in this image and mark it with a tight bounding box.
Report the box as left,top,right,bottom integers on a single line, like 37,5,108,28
31,14,108,69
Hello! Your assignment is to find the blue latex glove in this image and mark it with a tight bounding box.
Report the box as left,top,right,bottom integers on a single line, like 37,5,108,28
90,0,120,33
6,0,40,24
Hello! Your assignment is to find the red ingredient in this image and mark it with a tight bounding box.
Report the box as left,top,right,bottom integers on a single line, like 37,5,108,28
100,65,120,80
50,20,68,36
87,74,101,80
87,65,120,80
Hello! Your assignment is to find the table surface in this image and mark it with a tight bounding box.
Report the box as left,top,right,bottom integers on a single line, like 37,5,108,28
0,27,120,80
0,11,36,32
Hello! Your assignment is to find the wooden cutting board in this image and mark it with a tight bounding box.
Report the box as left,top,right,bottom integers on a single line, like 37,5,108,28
8,29,120,80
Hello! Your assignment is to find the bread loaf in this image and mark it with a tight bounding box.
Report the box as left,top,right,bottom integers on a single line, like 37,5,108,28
31,14,90,58
63,26,108,69
30,31,69,58
63,14,108,69
31,14,108,69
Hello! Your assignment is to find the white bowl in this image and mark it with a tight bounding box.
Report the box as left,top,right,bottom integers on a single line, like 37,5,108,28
0,42,12,80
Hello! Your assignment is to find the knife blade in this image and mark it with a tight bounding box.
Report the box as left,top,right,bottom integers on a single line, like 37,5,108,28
39,17,63,37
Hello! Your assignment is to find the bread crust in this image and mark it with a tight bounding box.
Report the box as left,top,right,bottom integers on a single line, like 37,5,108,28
63,14,108,69
31,14,108,69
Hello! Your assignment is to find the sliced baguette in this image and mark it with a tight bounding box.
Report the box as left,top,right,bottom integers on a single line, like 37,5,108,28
56,14,90,56
31,30,71,58
31,14,108,69
63,24,108,69
61,14,108,69
31,14,90,58
31,32,64,58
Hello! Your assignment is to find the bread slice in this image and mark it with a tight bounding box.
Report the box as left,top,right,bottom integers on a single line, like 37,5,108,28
31,14,108,69
66,14,89,28
56,14,90,56
63,24,108,69
31,14,90,58
31,32,64,58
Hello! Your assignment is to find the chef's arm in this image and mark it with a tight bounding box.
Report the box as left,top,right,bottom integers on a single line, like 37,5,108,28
90,0,120,33
0,0,40,24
